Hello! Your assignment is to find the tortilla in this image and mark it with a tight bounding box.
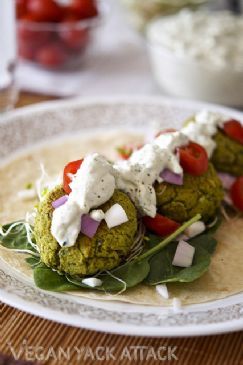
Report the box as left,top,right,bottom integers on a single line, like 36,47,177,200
0,130,242,306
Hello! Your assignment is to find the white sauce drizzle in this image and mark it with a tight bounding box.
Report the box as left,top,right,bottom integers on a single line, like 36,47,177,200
51,131,191,246
114,131,188,217
182,110,228,157
51,153,115,247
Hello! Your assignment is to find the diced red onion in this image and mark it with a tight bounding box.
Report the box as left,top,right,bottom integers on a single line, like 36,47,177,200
52,195,68,209
217,172,235,190
160,169,183,186
80,214,100,238
172,240,195,268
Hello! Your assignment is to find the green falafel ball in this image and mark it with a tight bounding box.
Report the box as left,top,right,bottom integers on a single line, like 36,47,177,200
155,164,223,223
212,131,243,176
34,187,138,277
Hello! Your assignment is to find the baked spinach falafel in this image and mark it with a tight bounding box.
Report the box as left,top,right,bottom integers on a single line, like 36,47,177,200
155,163,223,223
34,187,138,277
184,116,243,177
212,131,243,176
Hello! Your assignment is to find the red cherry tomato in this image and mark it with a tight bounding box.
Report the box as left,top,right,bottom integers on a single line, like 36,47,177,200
116,144,143,160
18,41,36,61
223,119,243,145
179,142,209,176
116,145,133,160
59,26,89,50
18,21,50,45
27,0,63,22
69,0,98,19
18,12,43,23
16,0,28,19
63,159,83,194
36,43,68,68
62,9,81,22
143,213,180,237
230,177,243,212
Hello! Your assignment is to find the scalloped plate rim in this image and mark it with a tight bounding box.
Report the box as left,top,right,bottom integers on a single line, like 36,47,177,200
0,95,242,337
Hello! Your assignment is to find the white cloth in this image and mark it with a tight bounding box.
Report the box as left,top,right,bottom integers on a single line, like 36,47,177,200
16,0,158,97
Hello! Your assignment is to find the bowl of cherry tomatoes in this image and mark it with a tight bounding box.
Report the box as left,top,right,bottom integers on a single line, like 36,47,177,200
16,0,102,70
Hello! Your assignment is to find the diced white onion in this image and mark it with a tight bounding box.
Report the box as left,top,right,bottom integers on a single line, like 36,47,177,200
105,204,128,229
82,278,102,287
156,284,169,299
175,233,189,242
172,240,195,268
184,221,206,238
172,297,182,313
90,209,105,222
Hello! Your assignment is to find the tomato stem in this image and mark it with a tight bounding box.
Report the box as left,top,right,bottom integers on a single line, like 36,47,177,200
137,213,201,261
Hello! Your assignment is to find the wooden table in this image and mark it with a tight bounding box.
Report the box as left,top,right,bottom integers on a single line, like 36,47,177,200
1,92,242,365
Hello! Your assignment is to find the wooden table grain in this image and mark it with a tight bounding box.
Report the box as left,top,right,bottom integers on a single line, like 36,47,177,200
1,92,242,365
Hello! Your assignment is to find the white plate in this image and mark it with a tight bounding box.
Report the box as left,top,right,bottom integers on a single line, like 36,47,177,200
0,96,243,337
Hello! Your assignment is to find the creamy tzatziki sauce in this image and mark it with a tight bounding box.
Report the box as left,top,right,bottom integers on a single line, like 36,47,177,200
51,153,116,246
114,131,188,217
182,110,228,157
147,10,243,71
51,131,189,246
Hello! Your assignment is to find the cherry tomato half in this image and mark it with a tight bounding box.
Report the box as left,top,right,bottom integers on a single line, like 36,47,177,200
63,159,83,194
143,213,180,237
223,119,243,145
230,176,243,212
27,0,63,22
179,142,209,176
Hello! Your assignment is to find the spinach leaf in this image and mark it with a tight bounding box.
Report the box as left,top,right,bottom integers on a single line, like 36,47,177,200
189,234,217,254
2,214,215,293
67,258,150,292
144,235,215,285
33,262,80,292
32,259,149,293
25,256,41,268
66,214,202,292
0,222,39,256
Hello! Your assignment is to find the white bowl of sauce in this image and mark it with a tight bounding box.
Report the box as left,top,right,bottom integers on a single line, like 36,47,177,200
147,10,243,107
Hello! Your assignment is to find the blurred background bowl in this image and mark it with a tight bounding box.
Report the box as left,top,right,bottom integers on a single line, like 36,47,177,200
147,42,243,106
16,0,104,70
120,0,208,31
146,11,243,107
